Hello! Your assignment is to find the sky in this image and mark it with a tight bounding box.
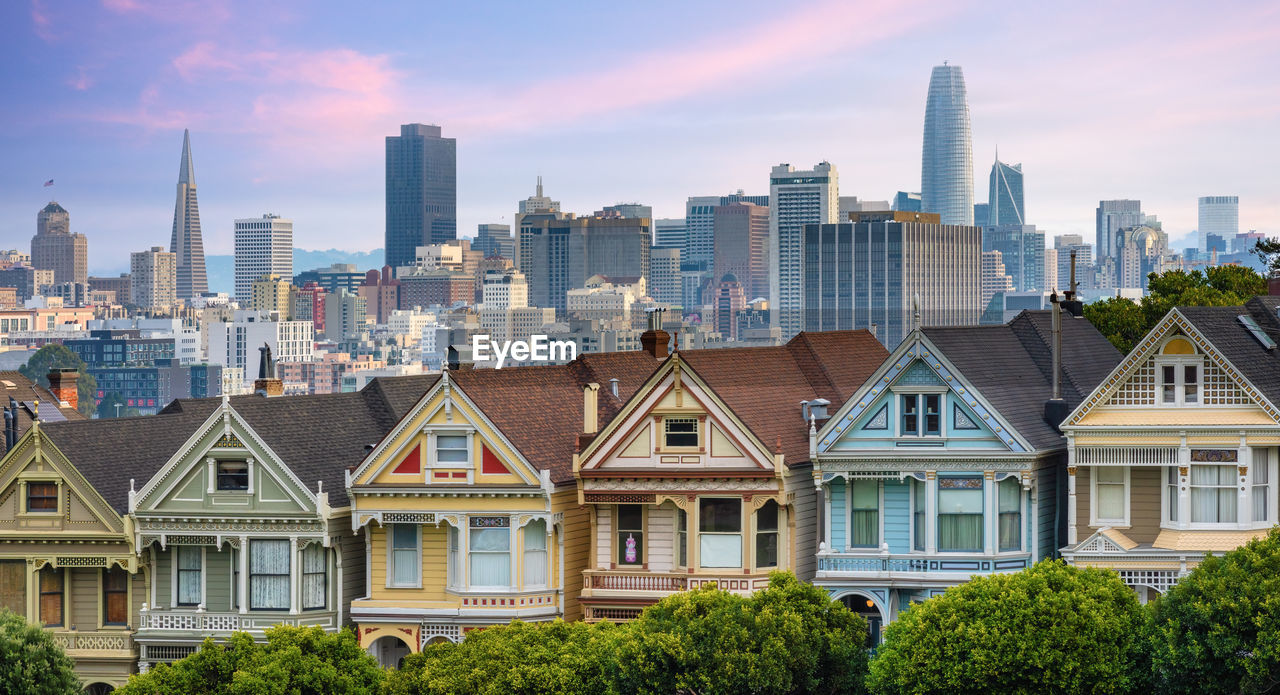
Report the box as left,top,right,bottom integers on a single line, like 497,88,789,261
1,0,1277,276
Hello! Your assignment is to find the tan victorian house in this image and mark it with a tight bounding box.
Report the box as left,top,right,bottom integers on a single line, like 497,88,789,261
1061,297,1280,600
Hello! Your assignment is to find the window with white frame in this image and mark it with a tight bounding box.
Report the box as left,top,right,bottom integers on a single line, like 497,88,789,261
937,478,983,552
663,418,699,448
676,509,688,568
849,480,879,548
447,525,462,589
755,501,780,569
176,546,202,606
1255,448,1274,524
249,540,290,610
911,478,925,551
434,433,470,465
998,478,1022,551
523,520,548,588
389,524,420,588
900,394,942,437
1191,465,1237,523
615,505,645,566
1166,467,1179,523
469,517,511,588
1158,362,1200,405
302,544,326,610
1093,468,1128,525
698,498,742,568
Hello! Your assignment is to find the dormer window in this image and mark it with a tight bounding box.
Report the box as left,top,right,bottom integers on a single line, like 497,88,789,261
663,418,699,448
26,482,58,513
435,434,470,464
1156,337,1201,406
900,394,941,436
216,461,249,491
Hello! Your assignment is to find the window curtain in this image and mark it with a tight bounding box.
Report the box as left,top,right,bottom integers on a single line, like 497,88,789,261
1095,467,1126,520
250,540,290,610
177,546,202,605
1167,467,1180,522
912,479,925,551
850,481,879,547
39,568,62,626
0,560,26,614
1191,465,1236,523
938,482,983,551
699,499,742,568
523,521,548,587
1254,449,1271,523
469,528,511,587
998,478,1021,551
104,567,129,625
391,524,418,587
302,545,326,610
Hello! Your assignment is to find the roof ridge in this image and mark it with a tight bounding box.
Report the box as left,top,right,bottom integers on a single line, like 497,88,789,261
785,332,842,402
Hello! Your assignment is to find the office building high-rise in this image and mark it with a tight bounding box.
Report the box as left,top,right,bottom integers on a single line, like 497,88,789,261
1096,199,1143,261
649,247,682,306
973,203,990,228
1054,234,1093,290
921,64,974,225
801,211,981,349
522,215,651,315
981,250,1015,306
893,191,923,212
982,224,1045,292
31,201,88,286
988,156,1024,225
654,218,687,252
713,202,769,301
131,246,177,310
597,203,652,220
685,191,769,270
385,124,457,269
169,130,208,300
1043,247,1058,294
770,162,838,337
475,224,514,259
513,178,562,272
234,214,293,303
1197,196,1239,252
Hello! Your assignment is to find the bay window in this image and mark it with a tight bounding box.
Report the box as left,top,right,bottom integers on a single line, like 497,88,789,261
1166,467,1179,522
1093,467,1128,525
103,567,128,625
1255,449,1273,524
699,498,742,568
448,526,462,588
469,517,511,588
1191,465,1236,523
302,544,326,610
616,505,644,566
249,540,290,610
912,478,925,551
849,480,879,548
998,478,1021,551
176,546,202,606
523,520,547,587
900,394,941,436
755,501,779,569
389,524,420,588
937,478,982,552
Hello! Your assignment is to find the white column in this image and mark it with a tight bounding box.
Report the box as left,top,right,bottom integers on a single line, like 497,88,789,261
206,458,216,494
822,483,832,550
289,537,299,615
246,458,255,495
925,473,938,554
983,471,996,555
1066,467,1078,545
238,536,249,614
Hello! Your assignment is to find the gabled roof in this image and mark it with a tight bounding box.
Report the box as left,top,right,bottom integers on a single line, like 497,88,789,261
0,371,85,456
922,309,1121,451
1179,296,1280,408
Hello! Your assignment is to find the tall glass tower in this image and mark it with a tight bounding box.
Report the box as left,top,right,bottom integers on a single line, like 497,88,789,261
170,129,208,300
385,124,457,270
988,155,1024,225
921,64,973,226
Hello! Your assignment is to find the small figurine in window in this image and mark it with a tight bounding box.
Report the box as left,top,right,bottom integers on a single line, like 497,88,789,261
625,533,637,563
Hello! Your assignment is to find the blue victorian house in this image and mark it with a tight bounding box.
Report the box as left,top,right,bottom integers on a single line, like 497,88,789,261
809,306,1119,641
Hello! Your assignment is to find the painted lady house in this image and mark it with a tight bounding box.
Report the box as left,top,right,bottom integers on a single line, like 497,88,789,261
574,328,887,622
1061,297,1280,600
811,303,1119,641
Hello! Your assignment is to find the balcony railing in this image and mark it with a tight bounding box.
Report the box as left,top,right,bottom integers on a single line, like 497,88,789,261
583,570,770,595
816,553,1030,575
50,630,135,652
136,605,337,633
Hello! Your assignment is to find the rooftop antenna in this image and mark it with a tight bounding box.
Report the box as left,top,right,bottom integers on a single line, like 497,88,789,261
536,175,543,197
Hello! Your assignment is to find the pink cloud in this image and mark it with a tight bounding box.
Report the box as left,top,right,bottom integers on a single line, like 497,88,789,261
69,66,93,91
31,0,55,42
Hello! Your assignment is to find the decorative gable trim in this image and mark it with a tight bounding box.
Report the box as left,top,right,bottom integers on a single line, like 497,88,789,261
816,333,1030,453
1064,309,1280,427
0,427,127,535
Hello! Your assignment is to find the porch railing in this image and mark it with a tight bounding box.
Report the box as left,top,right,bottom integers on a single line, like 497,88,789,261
816,553,1029,574
50,630,135,652
136,605,336,633
583,570,770,594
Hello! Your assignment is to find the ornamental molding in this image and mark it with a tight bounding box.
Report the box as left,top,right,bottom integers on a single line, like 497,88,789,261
581,476,780,493
818,459,1030,473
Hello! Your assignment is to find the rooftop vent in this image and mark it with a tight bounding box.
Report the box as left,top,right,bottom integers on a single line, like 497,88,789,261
801,398,831,421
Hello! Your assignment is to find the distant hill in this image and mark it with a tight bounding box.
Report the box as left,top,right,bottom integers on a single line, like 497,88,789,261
205,248,385,295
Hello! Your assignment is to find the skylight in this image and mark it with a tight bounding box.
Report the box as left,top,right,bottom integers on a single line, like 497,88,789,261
1238,315,1277,350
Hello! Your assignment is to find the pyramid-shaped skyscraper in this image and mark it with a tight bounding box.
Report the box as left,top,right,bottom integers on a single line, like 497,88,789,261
169,129,208,299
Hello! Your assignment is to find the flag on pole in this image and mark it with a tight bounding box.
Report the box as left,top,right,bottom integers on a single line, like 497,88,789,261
43,179,54,187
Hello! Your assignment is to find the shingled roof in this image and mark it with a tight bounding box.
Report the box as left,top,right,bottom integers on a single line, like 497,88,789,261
0,371,84,457
923,309,1121,451
1178,296,1280,408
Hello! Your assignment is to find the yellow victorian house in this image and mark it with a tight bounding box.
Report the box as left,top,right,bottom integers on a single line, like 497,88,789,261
1061,297,1280,601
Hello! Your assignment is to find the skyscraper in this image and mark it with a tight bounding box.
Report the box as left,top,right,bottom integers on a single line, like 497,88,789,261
1197,196,1239,252
514,177,562,272
770,162,838,338
649,247,682,306
685,190,769,270
982,224,1045,291
169,130,208,300
234,214,294,302
988,156,1024,225
1095,199,1143,261
385,124,457,269
31,201,87,285
921,64,974,225
713,202,769,301
131,246,177,310
521,215,651,315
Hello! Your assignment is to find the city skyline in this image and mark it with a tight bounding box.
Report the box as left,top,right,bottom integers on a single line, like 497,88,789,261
1,1,1277,275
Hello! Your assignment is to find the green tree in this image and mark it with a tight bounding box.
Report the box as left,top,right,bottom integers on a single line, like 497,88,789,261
611,571,869,695
866,561,1149,695
94,391,139,419
0,609,81,695
1251,237,1280,278
1084,266,1267,353
115,626,384,695
1148,527,1280,694
384,620,622,695
17,344,97,417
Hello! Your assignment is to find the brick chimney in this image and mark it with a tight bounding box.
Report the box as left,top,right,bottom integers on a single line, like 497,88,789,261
640,307,670,359
47,368,78,411
253,344,284,397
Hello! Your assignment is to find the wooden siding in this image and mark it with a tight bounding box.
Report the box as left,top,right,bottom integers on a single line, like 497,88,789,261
368,523,447,601
1034,455,1062,560
594,506,611,569
340,531,366,622
204,549,232,612
1074,466,1091,542
552,488,589,621
828,479,846,549
69,568,98,628
785,468,818,582
647,503,676,573
1129,467,1162,544
883,480,910,554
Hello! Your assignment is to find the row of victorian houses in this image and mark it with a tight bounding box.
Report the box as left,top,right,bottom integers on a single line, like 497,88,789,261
2,295,1279,690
